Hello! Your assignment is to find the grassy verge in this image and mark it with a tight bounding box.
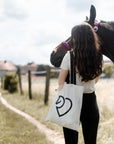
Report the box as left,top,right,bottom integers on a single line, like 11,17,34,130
0,101,53,144
0,78,114,144
0,79,63,134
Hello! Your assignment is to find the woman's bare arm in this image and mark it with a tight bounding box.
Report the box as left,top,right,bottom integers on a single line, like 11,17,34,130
58,69,68,86
95,75,100,83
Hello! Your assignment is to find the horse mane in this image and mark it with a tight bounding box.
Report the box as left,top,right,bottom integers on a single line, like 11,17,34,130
100,20,114,29
107,21,114,27
97,20,114,62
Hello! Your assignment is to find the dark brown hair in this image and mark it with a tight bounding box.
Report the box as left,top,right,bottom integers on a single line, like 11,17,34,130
71,23,102,82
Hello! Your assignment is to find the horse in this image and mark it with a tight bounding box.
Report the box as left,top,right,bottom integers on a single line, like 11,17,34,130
50,5,114,67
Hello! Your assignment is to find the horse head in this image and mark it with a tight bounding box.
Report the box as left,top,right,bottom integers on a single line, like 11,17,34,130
50,37,72,67
50,5,114,67
86,5,114,62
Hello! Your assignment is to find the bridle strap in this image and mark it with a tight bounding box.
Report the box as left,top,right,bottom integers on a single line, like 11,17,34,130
62,41,71,50
94,22,100,32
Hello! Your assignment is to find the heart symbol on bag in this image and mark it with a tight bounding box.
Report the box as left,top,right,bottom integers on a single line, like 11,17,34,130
55,95,72,117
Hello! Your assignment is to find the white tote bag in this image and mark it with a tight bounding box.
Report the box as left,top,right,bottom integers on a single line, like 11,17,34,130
46,82,84,131
46,51,84,132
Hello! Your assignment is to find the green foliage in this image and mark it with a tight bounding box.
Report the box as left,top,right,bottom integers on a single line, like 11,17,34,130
50,71,59,78
38,64,48,71
103,64,114,77
50,66,60,78
3,73,19,93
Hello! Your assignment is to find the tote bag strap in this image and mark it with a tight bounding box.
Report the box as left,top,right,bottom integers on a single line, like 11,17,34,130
70,51,76,85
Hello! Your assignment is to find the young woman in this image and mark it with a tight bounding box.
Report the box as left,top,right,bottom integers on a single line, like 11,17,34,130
58,23,102,144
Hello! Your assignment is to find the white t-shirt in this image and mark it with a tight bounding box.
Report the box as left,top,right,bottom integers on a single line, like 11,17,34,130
60,51,95,93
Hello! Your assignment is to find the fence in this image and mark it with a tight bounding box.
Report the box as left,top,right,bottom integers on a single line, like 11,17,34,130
17,66,60,105
1,68,114,107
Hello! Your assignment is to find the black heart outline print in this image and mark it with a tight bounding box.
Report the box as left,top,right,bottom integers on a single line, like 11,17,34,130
55,95,72,117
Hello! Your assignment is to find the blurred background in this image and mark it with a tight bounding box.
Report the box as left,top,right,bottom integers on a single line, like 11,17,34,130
0,0,114,65
0,1,114,144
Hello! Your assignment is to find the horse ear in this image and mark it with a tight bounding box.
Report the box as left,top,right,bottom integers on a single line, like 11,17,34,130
89,5,96,26
86,16,88,21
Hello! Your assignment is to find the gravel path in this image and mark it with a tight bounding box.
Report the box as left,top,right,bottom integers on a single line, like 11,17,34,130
0,93,64,144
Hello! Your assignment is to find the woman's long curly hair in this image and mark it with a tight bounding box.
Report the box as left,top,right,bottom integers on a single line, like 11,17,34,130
71,23,102,82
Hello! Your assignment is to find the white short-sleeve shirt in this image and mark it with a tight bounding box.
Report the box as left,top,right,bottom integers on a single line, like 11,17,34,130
60,51,95,93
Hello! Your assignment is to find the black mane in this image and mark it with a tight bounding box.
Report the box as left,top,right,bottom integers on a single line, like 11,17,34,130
98,21,114,41
100,20,114,29
97,20,114,62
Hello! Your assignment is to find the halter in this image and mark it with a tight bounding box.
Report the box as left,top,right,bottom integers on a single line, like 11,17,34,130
62,41,71,50
94,22,100,32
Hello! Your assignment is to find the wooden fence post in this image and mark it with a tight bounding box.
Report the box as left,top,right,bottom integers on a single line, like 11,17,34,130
1,77,3,88
17,68,23,95
44,66,50,105
28,70,32,99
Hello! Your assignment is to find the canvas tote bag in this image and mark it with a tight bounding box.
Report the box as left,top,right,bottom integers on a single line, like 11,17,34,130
46,51,84,132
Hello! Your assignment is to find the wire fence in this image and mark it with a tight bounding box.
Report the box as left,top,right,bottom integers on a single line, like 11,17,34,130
0,67,114,107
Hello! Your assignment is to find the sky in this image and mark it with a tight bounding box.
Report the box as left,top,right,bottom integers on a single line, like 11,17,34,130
0,0,114,66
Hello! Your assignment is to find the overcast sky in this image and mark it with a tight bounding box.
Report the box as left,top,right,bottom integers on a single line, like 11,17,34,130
0,0,114,65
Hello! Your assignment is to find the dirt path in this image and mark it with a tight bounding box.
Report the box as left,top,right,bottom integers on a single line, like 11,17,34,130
0,93,64,144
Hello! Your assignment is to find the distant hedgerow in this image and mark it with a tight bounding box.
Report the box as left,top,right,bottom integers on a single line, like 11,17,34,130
3,73,19,93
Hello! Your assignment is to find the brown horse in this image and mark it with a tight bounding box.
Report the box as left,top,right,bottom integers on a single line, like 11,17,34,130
50,5,114,67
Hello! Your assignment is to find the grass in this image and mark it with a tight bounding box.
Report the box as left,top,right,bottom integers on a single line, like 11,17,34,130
0,78,114,144
0,101,53,144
